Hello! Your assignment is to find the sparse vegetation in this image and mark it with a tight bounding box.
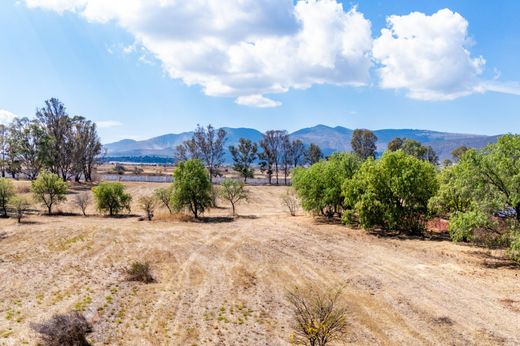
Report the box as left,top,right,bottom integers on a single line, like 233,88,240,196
154,186,174,214
219,178,248,216
74,192,90,216
9,196,30,223
286,285,348,346
281,188,299,216
31,171,68,215
126,261,154,283
92,182,131,216
139,195,157,221
0,178,15,217
31,311,92,346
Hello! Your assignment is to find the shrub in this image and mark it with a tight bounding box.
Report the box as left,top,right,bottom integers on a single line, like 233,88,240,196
31,311,92,346
31,171,68,215
344,151,438,234
171,159,212,218
92,182,131,216
286,285,348,346
154,186,173,214
126,261,154,283
281,188,299,216
9,196,30,223
74,192,90,216
0,178,15,217
448,210,490,242
219,178,248,216
139,195,157,221
292,153,361,218
508,232,520,262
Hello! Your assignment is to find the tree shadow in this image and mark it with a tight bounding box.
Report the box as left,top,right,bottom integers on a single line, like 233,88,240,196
195,216,234,223
473,250,520,269
366,228,451,242
313,217,343,225
236,214,258,220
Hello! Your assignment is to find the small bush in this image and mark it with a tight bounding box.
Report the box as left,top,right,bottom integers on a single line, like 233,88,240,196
154,187,173,214
448,210,489,242
139,195,157,221
126,261,155,283
31,311,92,346
31,171,68,215
0,178,15,217
92,182,131,216
9,196,30,223
74,193,90,216
281,189,299,216
286,285,348,346
508,232,520,262
219,178,248,216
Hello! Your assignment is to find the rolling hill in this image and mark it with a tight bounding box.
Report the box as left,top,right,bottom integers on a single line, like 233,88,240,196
104,125,500,162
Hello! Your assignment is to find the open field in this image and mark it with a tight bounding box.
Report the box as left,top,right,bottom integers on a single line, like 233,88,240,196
0,182,519,345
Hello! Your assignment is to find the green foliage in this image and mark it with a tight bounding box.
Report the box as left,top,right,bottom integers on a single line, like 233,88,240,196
31,171,68,215
293,153,361,217
351,129,377,160
171,159,212,218
9,196,30,223
219,178,248,216
154,186,174,214
508,232,520,262
305,143,323,165
0,178,15,217
448,210,489,242
344,151,438,233
92,182,131,216
229,138,257,182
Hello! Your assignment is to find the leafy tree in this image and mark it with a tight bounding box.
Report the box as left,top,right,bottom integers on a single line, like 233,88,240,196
344,151,438,233
397,139,439,165
0,178,15,217
451,145,469,162
387,137,404,152
305,143,323,165
139,195,157,221
259,130,287,185
229,138,257,182
9,196,30,223
448,210,490,242
219,178,248,216
293,153,361,218
351,129,378,160
92,182,132,216
154,186,174,214
171,159,212,218
31,171,68,215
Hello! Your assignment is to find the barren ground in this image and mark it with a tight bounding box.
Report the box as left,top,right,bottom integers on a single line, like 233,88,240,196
0,182,519,345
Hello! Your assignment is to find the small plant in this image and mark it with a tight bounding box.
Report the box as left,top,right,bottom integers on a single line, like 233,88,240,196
31,311,92,346
286,285,348,346
219,178,249,216
126,261,154,283
139,195,157,221
9,196,30,223
92,182,131,216
74,192,90,216
31,171,68,215
0,178,15,217
508,232,520,262
154,186,173,214
281,188,299,216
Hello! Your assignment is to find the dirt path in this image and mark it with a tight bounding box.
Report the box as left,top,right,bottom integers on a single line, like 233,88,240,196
0,184,518,345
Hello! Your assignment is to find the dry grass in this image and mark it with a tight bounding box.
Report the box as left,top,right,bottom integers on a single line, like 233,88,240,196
0,181,519,345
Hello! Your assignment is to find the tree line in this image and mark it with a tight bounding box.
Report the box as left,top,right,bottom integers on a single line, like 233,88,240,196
174,125,324,184
0,98,102,182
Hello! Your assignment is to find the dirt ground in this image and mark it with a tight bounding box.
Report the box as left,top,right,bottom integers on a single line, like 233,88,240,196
0,182,519,345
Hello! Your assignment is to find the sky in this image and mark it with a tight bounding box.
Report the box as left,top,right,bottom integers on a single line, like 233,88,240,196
0,0,519,143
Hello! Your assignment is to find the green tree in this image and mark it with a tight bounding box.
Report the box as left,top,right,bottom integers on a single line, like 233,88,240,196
0,178,15,217
451,145,469,162
171,159,212,218
154,186,174,214
351,129,378,160
31,171,68,215
9,196,30,223
293,153,361,218
387,137,404,152
229,138,257,182
92,182,132,216
344,151,438,233
219,178,249,216
305,143,323,165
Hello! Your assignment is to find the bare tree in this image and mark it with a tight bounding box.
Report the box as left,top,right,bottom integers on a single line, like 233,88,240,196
281,188,299,216
280,134,292,185
74,192,90,216
290,139,306,168
286,285,348,346
260,130,286,185
229,138,258,182
154,186,173,214
139,195,157,221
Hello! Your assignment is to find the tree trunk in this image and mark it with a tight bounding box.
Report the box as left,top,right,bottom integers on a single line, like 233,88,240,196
47,205,52,215
231,203,236,216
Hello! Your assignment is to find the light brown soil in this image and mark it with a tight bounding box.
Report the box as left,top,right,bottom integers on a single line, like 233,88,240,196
0,182,519,345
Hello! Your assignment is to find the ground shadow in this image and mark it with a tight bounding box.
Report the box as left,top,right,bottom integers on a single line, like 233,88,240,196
195,216,234,223
236,214,258,220
473,250,520,269
0,231,7,240
366,228,451,242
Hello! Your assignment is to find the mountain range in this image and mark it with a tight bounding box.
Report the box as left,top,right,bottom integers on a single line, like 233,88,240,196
104,125,500,163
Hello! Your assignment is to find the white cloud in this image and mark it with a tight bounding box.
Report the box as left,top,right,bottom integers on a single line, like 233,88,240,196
235,94,282,108
96,120,122,128
0,109,17,125
372,9,487,100
24,0,373,107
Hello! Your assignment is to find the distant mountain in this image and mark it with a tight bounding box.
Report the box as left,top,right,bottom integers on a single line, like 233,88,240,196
104,125,500,162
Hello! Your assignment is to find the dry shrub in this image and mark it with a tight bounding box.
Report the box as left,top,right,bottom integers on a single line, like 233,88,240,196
286,285,348,346
74,193,90,216
281,189,299,216
126,261,155,283
16,183,31,194
31,311,92,346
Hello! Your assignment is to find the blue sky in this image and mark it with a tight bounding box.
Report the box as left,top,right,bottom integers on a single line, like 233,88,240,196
1,0,519,143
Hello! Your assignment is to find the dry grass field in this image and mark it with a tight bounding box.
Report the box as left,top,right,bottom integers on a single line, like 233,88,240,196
0,181,519,345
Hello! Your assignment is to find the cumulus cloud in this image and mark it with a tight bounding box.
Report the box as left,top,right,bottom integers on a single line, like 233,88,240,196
96,120,122,128
373,9,486,100
0,109,17,125
24,0,373,107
